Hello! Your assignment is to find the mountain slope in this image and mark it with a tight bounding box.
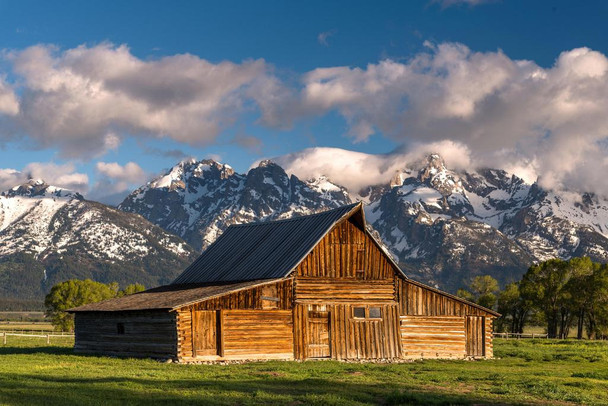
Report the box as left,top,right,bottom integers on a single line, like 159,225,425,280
0,180,196,301
119,153,608,291
119,159,352,250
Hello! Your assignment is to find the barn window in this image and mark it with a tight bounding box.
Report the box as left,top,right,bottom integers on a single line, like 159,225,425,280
353,307,366,319
368,307,382,319
116,323,125,335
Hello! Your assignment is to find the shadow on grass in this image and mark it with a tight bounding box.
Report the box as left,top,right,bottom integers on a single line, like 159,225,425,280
0,372,490,405
0,345,74,356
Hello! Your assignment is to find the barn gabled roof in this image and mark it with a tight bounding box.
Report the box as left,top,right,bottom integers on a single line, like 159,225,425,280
171,202,396,284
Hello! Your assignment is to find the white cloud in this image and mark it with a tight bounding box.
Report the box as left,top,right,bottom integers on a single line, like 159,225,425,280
1,43,278,157
0,76,19,115
91,161,149,205
271,141,473,193
269,43,608,196
0,162,88,193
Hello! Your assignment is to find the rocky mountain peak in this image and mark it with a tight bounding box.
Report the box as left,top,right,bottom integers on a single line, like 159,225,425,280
2,179,82,200
417,154,463,196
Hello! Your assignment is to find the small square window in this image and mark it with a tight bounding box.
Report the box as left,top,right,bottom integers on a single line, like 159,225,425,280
117,323,125,335
368,307,381,319
353,307,365,319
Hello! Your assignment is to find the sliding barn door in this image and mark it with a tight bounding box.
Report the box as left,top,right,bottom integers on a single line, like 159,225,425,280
465,316,485,357
307,308,330,358
192,310,218,357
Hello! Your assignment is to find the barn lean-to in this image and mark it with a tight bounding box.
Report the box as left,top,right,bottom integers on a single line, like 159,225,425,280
70,203,498,361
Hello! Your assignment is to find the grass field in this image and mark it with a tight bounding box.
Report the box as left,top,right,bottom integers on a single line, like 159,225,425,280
0,322,54,332
0,338,607,405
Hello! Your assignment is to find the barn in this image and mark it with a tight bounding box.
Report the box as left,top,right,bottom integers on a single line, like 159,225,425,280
69,203,499,361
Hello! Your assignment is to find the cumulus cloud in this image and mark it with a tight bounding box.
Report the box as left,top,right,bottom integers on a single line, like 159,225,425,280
0,43,279,157
271,43,608,196
0,162,88,193
90,161,148,205
271,141,473,193
3,41,608,197
0,77,19,116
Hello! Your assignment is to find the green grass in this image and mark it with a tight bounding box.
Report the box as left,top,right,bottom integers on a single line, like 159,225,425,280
0,338,607,405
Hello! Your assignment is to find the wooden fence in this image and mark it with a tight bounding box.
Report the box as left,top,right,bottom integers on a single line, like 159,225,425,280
493,332,549,339
1,331,74,344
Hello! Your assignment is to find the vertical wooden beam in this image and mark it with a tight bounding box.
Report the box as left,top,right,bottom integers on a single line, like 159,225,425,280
190,307,196,357
217,310,225,357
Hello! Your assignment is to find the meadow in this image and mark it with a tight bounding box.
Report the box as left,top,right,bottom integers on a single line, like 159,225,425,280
0,337,607,405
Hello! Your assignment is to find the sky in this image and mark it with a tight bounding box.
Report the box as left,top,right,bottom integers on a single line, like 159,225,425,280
1,0,608,203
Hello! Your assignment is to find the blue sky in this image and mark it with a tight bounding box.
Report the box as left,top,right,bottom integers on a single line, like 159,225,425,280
1,0,608,202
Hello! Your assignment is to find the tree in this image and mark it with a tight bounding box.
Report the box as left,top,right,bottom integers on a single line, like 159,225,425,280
44,279,145,332
520,258,578,338
564,257,596,339
584,264,608,339
117,283,146,297
457,275,499,309
496,282,530,333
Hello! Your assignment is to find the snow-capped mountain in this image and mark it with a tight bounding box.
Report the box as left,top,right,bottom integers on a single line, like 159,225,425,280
119,159,352,250
367,154,608,289
0,180,195,302
119,154,608,292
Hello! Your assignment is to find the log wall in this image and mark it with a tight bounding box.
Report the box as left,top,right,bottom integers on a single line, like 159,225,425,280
396,278,495,358
223,310,293,359
189,279,293,311
397,278,490,317
74,311,177,358
400,316,466,359
295,277,395,303
293,303,401,360
176,280,294,360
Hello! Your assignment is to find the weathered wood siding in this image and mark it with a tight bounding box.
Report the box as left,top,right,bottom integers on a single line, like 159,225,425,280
223,310,293,359
74,311,177,358
295,277,395,303
293,303,401,360
188,279,293,311
295,219,395,280
176,280,294,360
291,219,402,360
400,316,466,359
397,278,490,317
396,278,495,358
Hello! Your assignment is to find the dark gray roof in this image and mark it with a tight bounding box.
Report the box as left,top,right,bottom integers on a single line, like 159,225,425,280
172,203,361,284
69,279,282,312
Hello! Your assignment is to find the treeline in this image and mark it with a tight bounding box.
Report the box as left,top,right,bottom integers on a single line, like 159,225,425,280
45,279,145,331
458,257,608,339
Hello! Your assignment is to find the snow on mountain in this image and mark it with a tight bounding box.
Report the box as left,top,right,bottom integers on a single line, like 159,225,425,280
0,180,195,301
119,159,352,250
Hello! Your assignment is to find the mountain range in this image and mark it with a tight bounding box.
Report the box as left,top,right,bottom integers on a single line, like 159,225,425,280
0,180,195,306
3,152,608,303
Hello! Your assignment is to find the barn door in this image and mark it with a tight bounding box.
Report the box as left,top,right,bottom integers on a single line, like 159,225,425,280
307,308,330,358
465,316,485,357
192,310,218,357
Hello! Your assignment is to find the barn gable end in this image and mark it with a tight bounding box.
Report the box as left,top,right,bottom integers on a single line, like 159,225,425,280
70,203,498,361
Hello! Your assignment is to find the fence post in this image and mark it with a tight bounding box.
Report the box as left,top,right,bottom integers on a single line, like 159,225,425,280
3,332,6,345
46,334,50,344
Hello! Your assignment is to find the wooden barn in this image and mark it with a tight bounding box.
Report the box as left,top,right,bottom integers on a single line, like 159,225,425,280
70,203,499,361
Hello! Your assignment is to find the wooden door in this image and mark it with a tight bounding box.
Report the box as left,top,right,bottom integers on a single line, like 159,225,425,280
307,309,330,358
192,310,217,357
465,316,485,357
